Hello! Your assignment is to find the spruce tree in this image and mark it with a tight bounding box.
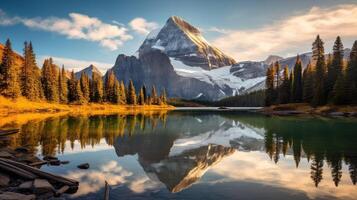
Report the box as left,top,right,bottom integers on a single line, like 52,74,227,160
127,80,136,105
90,73,104,103
347,41,357,103
142,85,147,102
160,88,167,105
119,81,126,104
21,41,40,101
113,79,120,104
274,61,280,88
327,36,344,99
265,64,275,106
151,85,158,105
41,58,59,102
58,66,68,103
332,71,348,105
311,35,326,106
292,55,303,102
279,66,290,104
0,39,21,98
104,71,116,103
80,72,90,103
302,62,314,103
138,87,145,105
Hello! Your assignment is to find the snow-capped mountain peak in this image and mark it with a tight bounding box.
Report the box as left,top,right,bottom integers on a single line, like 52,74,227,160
139,16,236,70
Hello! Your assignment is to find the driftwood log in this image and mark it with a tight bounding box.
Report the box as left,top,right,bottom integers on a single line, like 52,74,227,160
0,158,78,186
0,160,37,179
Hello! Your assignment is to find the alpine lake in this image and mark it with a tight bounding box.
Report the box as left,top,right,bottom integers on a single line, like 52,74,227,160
1,108,357,200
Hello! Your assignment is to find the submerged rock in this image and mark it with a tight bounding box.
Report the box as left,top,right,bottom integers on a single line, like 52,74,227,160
77,163,89,169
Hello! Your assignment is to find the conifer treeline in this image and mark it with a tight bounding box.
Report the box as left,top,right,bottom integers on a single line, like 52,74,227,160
0,39,167,105
265,35,357,106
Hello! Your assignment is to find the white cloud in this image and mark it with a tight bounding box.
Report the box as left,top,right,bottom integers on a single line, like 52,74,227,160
212,4,357,61
129,17,159,35
0,11,133,51
38,55,113,74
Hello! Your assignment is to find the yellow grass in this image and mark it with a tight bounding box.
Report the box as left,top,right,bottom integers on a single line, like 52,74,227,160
0,96,175,118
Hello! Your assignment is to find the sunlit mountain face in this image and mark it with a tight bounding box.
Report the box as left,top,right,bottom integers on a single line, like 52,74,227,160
1,112,357,199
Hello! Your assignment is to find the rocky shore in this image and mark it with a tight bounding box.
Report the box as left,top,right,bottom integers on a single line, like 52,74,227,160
0,130,79,200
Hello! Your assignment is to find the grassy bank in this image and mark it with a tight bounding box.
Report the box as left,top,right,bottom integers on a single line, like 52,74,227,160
0,96,175,117
260,103,357,117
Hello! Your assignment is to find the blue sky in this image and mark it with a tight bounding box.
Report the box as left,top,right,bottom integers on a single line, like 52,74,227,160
1,0,357,72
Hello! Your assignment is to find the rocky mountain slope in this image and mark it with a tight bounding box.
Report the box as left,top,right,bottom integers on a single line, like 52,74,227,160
74,64,102,79
109,16,266,100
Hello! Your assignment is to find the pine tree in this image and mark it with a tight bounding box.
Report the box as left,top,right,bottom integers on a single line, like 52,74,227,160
41,58,59,102
127,80,136,105
347,41,357,103
151,85,158,105
332,71,348,105
142,85,147,102
279,66,290,104
68,71,84,104
113,79,120,104
80,72,90,103
265,64,275,106
160,88,167,105
119,81,126,104
311,35,326,106
21,41,41,101
138,87,145,105
90,73,104,103
291,55,303,102
274,61,281,88
0,39,21,98
327,36,344,99
58,66,68,103
104,71,116,103
303,62,314,103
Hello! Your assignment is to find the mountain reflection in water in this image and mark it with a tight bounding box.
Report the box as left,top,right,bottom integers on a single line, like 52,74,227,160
1,111,357,199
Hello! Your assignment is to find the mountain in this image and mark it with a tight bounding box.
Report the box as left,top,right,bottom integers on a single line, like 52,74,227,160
74,64,102,79
264,55,283,65
109,16,267,100
139,16,236,70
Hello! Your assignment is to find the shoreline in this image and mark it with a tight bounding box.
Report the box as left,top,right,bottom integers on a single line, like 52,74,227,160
259,103,357,117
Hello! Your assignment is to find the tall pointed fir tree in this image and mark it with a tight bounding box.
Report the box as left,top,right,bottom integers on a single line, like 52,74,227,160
311,35,326,106
274,61,280,89
0,39,21,98
142,85,147,103
332,70,348,105
119,81,126,104
58,66,68,103
105,71,116,103
113,79,120,104
91,73,104,103
347,41,357,103
279,66,290,104
265,64,275,106
138,87,145,105
127,80,136,105
41,58,59,102
80,72,90,103
68,70,84,103
20,41,42,101
160,88,167,105
327,36,344,99
303,62,314,103
291,55,303,102
151,85,158,105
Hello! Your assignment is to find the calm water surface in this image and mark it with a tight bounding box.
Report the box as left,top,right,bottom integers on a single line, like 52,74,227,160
1,111,357,200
